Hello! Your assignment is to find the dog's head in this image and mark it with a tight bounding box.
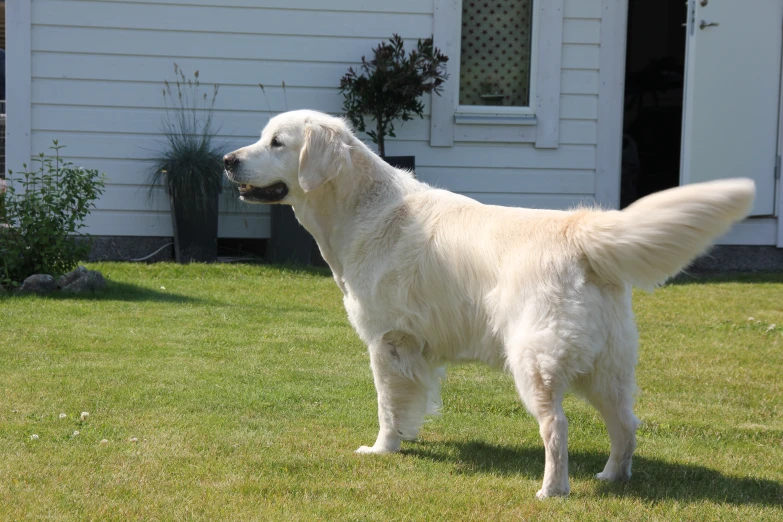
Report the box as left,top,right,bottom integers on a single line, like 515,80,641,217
223,110,354,204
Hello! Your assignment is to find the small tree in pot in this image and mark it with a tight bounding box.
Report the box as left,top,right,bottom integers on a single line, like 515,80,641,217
339,34,448,170
148,63,226,263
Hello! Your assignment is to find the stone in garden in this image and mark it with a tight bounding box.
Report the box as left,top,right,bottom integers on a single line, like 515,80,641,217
16,274,56,295
56,266,88,289
58,267,107,293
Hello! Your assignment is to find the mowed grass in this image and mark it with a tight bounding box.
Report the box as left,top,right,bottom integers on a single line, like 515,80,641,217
1,263,782,521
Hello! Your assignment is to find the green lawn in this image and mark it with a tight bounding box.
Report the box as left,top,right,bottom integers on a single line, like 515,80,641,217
1,263,781,521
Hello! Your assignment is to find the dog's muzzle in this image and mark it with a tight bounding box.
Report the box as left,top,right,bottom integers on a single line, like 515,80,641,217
223,153,289,203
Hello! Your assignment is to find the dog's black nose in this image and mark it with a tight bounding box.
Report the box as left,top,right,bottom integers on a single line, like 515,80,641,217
224,153,240,171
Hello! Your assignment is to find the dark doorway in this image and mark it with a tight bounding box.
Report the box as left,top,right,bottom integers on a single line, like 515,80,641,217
621,0,687,208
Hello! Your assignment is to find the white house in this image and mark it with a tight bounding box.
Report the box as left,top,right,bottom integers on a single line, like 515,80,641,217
5,0,783,250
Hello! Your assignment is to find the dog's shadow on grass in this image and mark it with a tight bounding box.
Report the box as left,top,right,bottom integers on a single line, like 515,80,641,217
42,281,214,304
403,440,783,506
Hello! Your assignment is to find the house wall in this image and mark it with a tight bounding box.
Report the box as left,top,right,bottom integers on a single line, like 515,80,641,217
14,0,612,238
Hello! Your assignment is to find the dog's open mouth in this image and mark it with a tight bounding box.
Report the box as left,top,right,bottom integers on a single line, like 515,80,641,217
238,182,289,203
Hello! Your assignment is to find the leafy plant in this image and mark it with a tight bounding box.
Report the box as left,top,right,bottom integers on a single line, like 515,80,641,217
0,142,106,288
339,34,449,157
147,63,225,218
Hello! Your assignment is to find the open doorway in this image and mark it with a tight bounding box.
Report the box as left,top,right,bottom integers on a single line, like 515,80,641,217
621,0,686,208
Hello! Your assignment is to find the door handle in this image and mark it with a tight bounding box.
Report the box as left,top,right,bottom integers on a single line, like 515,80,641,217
699,20,719,30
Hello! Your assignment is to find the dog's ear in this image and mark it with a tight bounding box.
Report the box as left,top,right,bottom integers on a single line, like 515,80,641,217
298,122,353,192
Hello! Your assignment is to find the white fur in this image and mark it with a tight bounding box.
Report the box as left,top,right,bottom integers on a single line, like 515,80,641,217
225,110,755,499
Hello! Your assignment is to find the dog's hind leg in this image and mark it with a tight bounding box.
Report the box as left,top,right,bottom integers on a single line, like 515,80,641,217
356,331,433,454
576,313,641,482
507,330,571,499
581,371,640,482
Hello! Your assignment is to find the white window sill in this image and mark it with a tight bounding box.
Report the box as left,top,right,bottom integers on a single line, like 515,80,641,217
452,106,539,143
454,112,538,126
454,105,537,126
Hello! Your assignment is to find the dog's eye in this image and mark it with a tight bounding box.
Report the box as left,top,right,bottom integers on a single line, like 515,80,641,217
270,136,283,148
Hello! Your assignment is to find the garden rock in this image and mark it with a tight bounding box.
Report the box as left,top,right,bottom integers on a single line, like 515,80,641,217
57,267,107,293
56,266,88,289
16,274,57,295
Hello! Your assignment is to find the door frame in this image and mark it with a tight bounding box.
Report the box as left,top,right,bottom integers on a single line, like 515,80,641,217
5,0,32,184
595,0,629,210
777,25,783,246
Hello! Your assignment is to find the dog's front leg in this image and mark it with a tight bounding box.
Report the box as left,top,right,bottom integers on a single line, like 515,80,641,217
356,333,430,454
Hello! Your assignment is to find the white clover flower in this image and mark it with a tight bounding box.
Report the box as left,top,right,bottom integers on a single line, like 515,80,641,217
30,434,39,441
72,431,80,437
129,437,138,443
100,439,109,444
767,324,776,332
59,413,67,420
80,412,90,421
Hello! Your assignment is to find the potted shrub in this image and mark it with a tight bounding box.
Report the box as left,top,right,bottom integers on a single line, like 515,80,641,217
148,63,226,263
340,34,449,173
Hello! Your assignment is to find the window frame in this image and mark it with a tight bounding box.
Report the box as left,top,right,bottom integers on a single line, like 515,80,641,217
431,0,563,148
455,0,540,118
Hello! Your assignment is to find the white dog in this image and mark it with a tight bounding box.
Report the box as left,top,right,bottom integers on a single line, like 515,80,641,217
224,110,754,498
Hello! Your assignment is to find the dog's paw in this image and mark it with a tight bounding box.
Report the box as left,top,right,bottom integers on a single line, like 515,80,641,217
596,470,631,482
355,445,395,455
536,487,570,500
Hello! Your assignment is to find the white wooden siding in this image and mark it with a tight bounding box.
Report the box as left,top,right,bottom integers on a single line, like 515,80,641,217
25,0,606,238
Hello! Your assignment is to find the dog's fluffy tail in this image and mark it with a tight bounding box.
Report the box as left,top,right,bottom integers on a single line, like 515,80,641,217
576,179,755,290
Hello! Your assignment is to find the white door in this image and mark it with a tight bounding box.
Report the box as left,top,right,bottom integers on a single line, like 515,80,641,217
681,0,783,216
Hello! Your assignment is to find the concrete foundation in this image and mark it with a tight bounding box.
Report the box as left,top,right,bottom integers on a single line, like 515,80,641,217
85,236,783,273
688,245,783,273
88,236,174,262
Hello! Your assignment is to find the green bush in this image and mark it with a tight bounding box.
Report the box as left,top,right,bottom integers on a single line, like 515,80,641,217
0,141,106,288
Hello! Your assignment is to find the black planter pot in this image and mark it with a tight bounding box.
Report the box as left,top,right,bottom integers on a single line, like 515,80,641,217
269,205,324,266
170,193,219,263
382,155,416,176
